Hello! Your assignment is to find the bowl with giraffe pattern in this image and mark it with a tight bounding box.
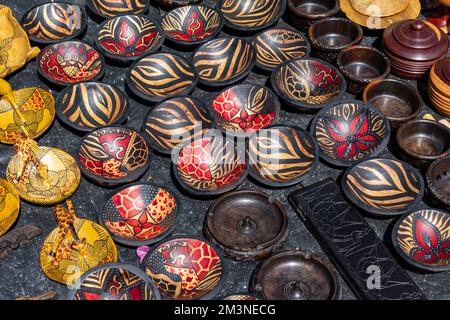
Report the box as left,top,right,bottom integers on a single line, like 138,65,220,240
86,0,150,19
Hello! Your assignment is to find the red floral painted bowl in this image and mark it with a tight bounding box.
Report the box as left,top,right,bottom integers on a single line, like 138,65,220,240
37,40,105,86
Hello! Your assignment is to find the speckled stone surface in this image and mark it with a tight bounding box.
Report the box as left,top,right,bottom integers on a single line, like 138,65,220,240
0,0,449,300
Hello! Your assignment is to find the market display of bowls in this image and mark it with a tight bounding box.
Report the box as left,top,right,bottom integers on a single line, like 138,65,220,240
86,0,150,19
287,0,340,32
429,57,450,117
427,156,450,212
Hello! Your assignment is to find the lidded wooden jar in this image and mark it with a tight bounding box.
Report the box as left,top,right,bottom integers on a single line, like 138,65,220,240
429,57,450,117
382,19,449,79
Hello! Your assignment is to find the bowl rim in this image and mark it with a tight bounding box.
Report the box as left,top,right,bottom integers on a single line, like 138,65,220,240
161,4,224,46
98,182,181,246
252,26,311,72
247,124,320,187
76,125,152,186
310,99,392,167
140,235,228,300
86,0,150,19
426,156,450,207
287,0,340,19
270,57,347,110
66,262,162,300
341,156,425,217
126,52,199,102
217,0,287,31
20,2,89,45
55,81,130,132
192,36,257,87
93,14,166,62
36,40,105,87
219,293,261,300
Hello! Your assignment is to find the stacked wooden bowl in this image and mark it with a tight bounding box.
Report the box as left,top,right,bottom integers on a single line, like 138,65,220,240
429,57,450,117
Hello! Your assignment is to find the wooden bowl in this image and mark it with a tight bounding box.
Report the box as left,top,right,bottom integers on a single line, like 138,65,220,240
141,96,213,155
222,294,259,300
253,27,310,71
68,263,161,300
429,57,450,117
56,82,129,132
337,46,390,95
427,156,450,211
247,125,319,187
154,0,201,8
311,100,391,167
21,3,88,44
210,84,280,136
77,126,151,187
342,158,424,217
396,119,450,168
99,183,179,246
0,179,20,237
362,78,423,129
270,58,346,111
204,189,288,261
287,0,340,32
217,0,286,31
161,5,223,46
140,236,227,299
37,40,105,86
307,17,363,64
95,15,165,63
127,53,198,102
392,209,450,272
251,250,341,300
193,37,255,86
86,0,149,19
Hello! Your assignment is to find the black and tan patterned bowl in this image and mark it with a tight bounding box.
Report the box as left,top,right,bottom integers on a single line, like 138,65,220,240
217,0,287,31
427,156,450,212
248,125,319,187
155,0,202,8
310,100,391,167
56,81,129,132
94,15,165,63
270,58,346,112
210,84,280,137
21,3,88,44
86,0,150,19
392,209,450,272
193,37,256,87
126,52,198,102
161,5,223,46
141,96,213,155
77,126,151,187
342,158,425,217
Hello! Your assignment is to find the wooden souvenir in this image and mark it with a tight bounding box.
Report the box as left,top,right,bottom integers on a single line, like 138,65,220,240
222,294,259,300
0,179,19,237
287,0,340,32
86,0,149,19
429,57,450,117
427,156,450,211
154,0,201,8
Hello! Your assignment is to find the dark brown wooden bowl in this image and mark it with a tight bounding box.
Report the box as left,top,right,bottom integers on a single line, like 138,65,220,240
396,119,450,168
204,189,288,261
427,156,450,211
154,0,201,8
287,0,340,32
86,0,150,19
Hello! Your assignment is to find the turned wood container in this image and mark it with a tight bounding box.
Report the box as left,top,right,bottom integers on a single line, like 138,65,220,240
429,57,450,117
287,0,340,32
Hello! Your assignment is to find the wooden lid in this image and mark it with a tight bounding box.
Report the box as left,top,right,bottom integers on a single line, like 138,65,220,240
435,58,450,85
349,0,408,17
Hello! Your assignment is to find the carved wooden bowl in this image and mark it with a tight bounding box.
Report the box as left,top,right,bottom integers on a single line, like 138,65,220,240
429,57,450,117
392,209,450,272
218,0,286,31
155,0,202,8
311,100,391,167
127,53,198,102
56,82,129,132
77,126,151,186
95,15,165,63
342,158,424,217
37,40,105,86
0,179,20,237
21,3,88,44
68,263,161,300
222,294,260,300
253,27,310,72
248,126,319,187
210,84,280,136
141,96,213,155
427,156,450,211
86,0,149,19
161,5,223,46
99,183,179,246
252,250,341,300
140,236,227,300
287,0,340,32
271,58,346,111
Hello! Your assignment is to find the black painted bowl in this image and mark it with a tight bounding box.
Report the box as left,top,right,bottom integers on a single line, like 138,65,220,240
161,5,223,46
247,125,319,187
77,126,151,186
86,0,150,19
253,27,310,71
37,40,105,86
427,156,450,212
311,100,391,167
95,15,165,63
99,183,179,246
341,158,424,217
21,3,88,44
140,236,227,299
127,53,198,102
56,81,129,132
155,0,202,8
210,84,280,136
193,37,256,86
392,209,450,272
271,58,346,111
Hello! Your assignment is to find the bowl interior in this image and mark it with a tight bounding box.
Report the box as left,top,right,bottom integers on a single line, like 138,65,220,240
312,19,360,47
428,157,450,200
89,0,148,17
289,0,337,15
220,0,284,29
339,48,389,80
